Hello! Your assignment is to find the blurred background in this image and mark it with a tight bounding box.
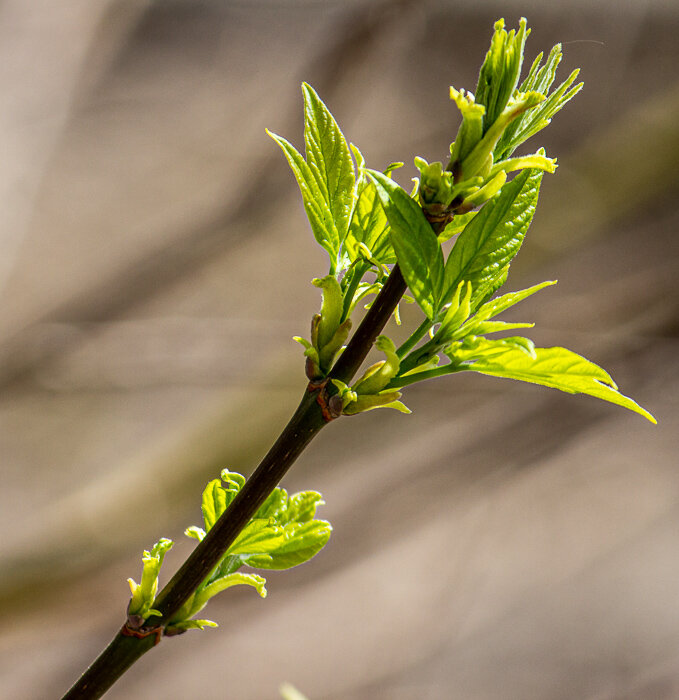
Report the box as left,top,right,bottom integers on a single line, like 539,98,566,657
1,1,678,698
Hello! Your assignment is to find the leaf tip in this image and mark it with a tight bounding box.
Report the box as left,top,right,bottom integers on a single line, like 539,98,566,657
637,405,658,424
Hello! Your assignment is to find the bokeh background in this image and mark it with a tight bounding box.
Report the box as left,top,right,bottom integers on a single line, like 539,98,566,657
1,1,678,698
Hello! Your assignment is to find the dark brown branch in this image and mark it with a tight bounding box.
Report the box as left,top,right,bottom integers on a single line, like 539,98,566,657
330,265,406,384
61,263,407,699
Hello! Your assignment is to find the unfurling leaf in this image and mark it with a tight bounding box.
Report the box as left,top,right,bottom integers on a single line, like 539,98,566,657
342,392,411,415
432,281,473,344
201,470,245,531
474,18,530,134
134,471,333,635
495,44,583,160
338,336,410,415
167,573,267,633
127,538,173,621
313,276,343,351
193,572,267,610
352,336,401,395
197,475,331,573
165,619,218,635
308,276,352,372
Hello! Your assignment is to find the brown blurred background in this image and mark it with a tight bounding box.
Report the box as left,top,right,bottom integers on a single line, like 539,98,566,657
1,1,678,698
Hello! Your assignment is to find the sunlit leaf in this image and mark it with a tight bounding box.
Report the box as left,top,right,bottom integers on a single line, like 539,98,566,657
345,176,395,266
242,520,332,570
368,169,444,319
442,167,542,310
449,340,656,422
267,85,355,269
127,538,174,619
201,471,244,531
302,83,356,252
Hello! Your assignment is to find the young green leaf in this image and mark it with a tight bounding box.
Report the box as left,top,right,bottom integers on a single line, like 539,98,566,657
127,538,174,620
495,44,583,160
458,92,545,181
199,477,332,571
352,335,401,395
252,487,325,524
268,84,355,269
344,176,395,267
192,572,267,612
448,87,486,167
398,280,551,375
475,18,529,134
462,319,534,337
437,210,478,243
267,131,337,259
229,519,286,556
471,264,510,311
167,573,267,633
367,169,444,319
454,280,555,338
312,276,344,351
166,619,218,634
448,339,656,423
342,391,410,415
280,491,326,524
255,487,289,520
242,520,332,570
442,167,542,310
165,473,332,634
201,471,245,531
302,83,356,252
184,525,205,542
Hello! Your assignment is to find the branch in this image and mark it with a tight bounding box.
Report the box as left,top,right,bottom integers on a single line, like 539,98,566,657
61,264,407,699
330,265,405,384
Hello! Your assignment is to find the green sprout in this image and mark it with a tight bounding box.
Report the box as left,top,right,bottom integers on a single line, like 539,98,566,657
126,470,331,636
65,17,656,700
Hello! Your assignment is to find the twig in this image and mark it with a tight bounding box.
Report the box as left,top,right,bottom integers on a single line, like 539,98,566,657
62,265,407,699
